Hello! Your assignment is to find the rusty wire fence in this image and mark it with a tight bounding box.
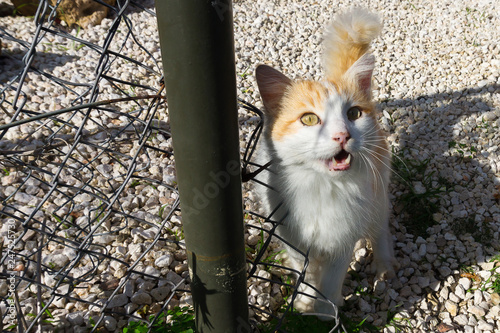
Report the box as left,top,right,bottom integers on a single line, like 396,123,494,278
0,1,341,332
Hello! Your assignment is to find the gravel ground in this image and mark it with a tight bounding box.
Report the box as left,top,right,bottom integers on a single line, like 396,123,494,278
1,0,499,332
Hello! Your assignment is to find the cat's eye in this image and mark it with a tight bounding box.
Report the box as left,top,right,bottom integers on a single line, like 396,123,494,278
300,113,320,126
347,106,362,121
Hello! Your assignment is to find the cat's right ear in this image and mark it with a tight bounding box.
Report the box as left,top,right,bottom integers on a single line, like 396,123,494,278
255,65,292,116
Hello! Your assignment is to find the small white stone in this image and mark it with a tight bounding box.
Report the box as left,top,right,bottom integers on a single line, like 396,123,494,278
438,266,452,277
490,293,500,306
445,300,458,317
400,286,412,297
478,270,492,281
468,305,486,317
418,276,430,288
124,280,135,298
418,244,427,257
444,232,457,241
106,294,128,308
427,243,438,254
130,292,152,305
104,316,117,331
66,312,84,326
373,280,386,294
474,290,484,305
155,253,174,268
449,292,461,303
477,321,494,331
464,325,474,333
486,305,500,319
439,286,449,300
359,298,372,313
454,314,468,326
458,277,471,291
388,288,398,300
151,286,171,302
247,234,261,246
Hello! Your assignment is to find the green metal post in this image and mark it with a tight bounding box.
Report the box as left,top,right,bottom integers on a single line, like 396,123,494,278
154,1,249,332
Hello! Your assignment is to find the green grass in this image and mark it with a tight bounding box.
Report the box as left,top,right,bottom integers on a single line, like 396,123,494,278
259,309,339,333
451,214,494,247
448,140,477,160
123,306,195,333
480,255,500,294
383,304,411,332
392,148,452,237
459,255,500,295
339,313,380,333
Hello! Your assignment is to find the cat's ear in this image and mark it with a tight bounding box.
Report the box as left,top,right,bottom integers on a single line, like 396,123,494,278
255,65,292,115
344,53,375,97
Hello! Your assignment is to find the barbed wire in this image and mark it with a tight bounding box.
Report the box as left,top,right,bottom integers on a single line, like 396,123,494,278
0,1,341,332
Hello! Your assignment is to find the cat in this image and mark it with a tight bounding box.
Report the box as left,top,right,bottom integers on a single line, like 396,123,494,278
254,8,398,318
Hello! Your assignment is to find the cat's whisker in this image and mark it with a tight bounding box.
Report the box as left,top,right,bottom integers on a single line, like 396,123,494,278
360,146,412,186
358,150,386,193
358,152,379,190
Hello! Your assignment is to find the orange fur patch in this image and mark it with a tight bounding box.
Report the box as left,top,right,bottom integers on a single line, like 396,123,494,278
270,81,328,141
323,9,381,85
328,78,375,112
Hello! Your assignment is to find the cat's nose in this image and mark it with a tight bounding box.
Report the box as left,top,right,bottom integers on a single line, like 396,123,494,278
332,132,350,145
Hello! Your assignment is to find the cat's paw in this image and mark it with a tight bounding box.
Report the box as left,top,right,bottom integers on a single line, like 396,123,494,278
291,294,315,313
314,297,343,321
372,257,399,280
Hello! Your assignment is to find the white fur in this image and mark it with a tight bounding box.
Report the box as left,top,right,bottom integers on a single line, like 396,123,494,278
255,8,396,318
255,82,396,317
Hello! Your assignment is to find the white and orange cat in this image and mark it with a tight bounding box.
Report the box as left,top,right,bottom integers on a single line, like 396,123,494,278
255,9,398,318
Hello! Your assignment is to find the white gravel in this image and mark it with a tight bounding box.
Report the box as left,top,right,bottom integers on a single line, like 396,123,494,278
0,0,499,332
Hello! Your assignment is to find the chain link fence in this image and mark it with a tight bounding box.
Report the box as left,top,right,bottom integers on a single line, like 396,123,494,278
0,1,341,332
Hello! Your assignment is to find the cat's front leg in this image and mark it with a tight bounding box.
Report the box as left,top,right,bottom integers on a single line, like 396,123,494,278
313,249,353,320
370,221,399,280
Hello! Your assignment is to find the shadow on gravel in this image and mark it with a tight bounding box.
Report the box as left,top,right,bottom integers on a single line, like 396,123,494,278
353,82,500,329
381,83,499,244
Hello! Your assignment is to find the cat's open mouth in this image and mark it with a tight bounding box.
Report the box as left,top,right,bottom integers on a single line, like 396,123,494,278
327,150,352,171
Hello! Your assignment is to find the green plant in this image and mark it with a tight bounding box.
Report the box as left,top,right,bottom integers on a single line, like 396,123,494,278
123,306,195,333
474,255,500,294
263,248,286,267
247,223,286,270
392,149,451,237
51,213,71,229
448,141,477,160
260,309,337,333
238,67,250,79
168,228,184,242
159,204,169,218
459,264,475,275
476,117,496,130
451,215,493,247
384,304,411,332
406,0,417,10
490,275,500,294
339,312,380,333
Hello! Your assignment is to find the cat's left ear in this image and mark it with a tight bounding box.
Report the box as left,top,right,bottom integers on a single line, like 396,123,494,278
255,65,292,116
344,53,375,98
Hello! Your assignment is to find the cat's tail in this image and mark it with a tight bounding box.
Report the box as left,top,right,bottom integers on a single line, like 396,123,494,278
323,8,382,84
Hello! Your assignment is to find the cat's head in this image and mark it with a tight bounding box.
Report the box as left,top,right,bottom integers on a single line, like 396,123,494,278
255,9,385,178
256,62,379,177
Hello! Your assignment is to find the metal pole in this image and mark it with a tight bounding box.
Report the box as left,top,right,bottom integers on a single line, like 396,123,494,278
154,1,249,332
